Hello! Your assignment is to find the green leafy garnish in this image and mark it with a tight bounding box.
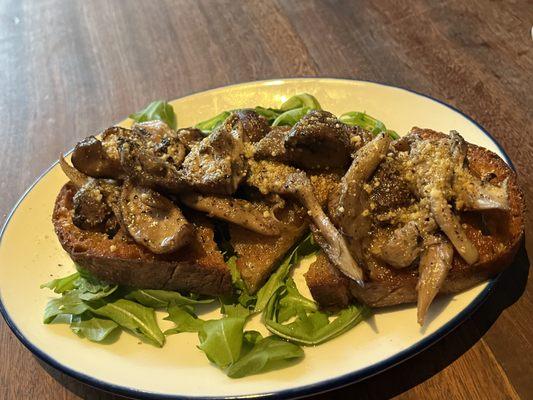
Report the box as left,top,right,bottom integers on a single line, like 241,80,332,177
280,93,322,111
164,304,205,335
43,290,89,323
226,256,256,308
255,233,318,312
42,272,117,301
41,272,80,294
70,314,119,342
254,236,368,346
91,299,165,347
339,111,399,139
125,289,212,309
221,303,252,319
242,330,263,350
269,93,322,127
77,283,118,301
276,278,317,323
195,93,321,132
265,300,368,346
226,335,304,378
198,317,246,369
253,106,283,123
194,111,231,133
129,100,177,129
272,107,311,127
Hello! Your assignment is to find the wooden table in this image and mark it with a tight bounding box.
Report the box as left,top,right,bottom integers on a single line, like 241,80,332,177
1,0,532,398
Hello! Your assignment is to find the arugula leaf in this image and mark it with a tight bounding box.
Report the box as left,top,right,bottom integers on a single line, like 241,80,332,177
125,289,213,309
277,278,317,323
91,299,165,347
75,274,112,293
77,283,118,301
339,111,399,139
242,330,263,350
193,93,319,133
265,297,369,346
41,272,80,294
226,256,256,308
221,303,251,319
253,106,282,123
254,252,292,313
164,304,205,335
70,314,119,342
254,234,368,346
194,111,231,133
255,233,318,312
198,317,246,369
43,290,89,323
280,93,322,111
272,107,311,127
129,100,177,129
226,336,304,378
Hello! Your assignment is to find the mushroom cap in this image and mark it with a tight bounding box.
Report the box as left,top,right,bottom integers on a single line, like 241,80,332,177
120,180,193,254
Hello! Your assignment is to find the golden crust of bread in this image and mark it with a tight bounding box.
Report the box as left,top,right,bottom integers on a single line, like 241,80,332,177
304,251,352,309
231,203,307,294
53,183,232,296
309,128,525,308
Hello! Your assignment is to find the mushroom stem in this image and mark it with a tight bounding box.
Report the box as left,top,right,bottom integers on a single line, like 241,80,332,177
286,173,365,286
59,155,89,188
430,190,479,264
180,192,285,236
417,238,454,325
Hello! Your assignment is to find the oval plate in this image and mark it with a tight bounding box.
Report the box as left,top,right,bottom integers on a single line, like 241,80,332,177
0,78,510,399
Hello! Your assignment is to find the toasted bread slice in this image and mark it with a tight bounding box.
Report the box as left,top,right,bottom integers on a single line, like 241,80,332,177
53,183,232,296
304,251,352,309
230,207,307,294
231,171,342,294
307,128,525,308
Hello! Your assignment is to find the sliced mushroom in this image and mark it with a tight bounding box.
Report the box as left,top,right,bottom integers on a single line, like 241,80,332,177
253,126,291,163
429,190,479,264
72,179,113,230
448,131,509,211
72,179,120,235
290,173,364,285
180,192,285,236
408,134,479,264
417,237,454,325
71,126,129,179
181,113,247,195
120,181,193,254
247,159,364,284
330,133,392,240
60,155,89,188
449,130,467,165
60,155,122,234
119,121,186,193
376,221,421,268
177,127,204,151
454,172,509,211
284,110,356,170
234,109,270,143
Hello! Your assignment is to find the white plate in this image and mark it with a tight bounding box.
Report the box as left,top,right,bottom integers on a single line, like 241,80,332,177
0,78,510,399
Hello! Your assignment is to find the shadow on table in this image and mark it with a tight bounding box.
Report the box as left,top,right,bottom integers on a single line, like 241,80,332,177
39,245,529,400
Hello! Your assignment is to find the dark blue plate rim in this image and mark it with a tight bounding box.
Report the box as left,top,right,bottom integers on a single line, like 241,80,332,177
0,78,513,400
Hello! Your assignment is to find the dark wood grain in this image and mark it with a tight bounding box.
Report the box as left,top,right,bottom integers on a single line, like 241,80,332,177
1,0,532,398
